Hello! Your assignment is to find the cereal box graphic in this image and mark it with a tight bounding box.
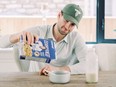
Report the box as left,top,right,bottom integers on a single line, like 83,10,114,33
19,36,56,63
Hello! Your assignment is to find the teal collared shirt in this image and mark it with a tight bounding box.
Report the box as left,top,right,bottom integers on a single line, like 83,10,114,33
29,24,87,74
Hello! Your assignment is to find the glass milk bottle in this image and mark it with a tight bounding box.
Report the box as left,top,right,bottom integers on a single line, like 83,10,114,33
86,48,98,83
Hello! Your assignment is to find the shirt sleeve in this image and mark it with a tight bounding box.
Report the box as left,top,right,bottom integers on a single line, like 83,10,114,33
0,25,49,48
0,34,12,48
68,35,87,74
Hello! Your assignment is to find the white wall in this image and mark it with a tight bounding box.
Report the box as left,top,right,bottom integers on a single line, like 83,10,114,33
0,0,96,17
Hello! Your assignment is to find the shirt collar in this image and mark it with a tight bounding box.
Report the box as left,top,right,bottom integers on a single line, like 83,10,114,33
48,23,68,43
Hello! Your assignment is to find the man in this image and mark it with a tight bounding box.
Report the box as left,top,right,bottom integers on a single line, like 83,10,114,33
0,4,87,75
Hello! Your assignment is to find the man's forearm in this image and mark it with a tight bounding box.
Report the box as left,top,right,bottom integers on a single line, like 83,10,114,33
58,66,71,72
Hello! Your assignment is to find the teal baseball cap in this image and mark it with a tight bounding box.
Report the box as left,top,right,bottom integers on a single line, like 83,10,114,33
62,4,83,28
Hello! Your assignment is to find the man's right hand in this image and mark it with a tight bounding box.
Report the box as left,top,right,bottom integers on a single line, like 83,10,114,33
10,31,39,45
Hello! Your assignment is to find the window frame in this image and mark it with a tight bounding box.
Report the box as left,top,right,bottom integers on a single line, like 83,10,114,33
87,0,116,44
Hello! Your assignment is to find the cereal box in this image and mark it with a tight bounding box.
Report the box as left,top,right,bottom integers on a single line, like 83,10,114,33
19,36,56,63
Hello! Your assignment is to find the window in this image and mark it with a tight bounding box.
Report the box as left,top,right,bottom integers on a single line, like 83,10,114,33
105,0,116,40
97,0,116,43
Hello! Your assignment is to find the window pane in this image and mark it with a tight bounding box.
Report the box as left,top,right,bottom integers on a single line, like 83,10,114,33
105,0,116,39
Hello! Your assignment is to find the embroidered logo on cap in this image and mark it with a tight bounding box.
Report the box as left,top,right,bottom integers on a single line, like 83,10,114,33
75,9,81,17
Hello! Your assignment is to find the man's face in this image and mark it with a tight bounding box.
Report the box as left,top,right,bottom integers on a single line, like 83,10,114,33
57,12,76,36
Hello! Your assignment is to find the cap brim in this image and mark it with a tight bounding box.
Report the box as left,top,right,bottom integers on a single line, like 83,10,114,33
63,13,78,28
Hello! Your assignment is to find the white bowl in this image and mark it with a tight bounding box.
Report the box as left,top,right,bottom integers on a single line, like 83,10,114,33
48,70,70,83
